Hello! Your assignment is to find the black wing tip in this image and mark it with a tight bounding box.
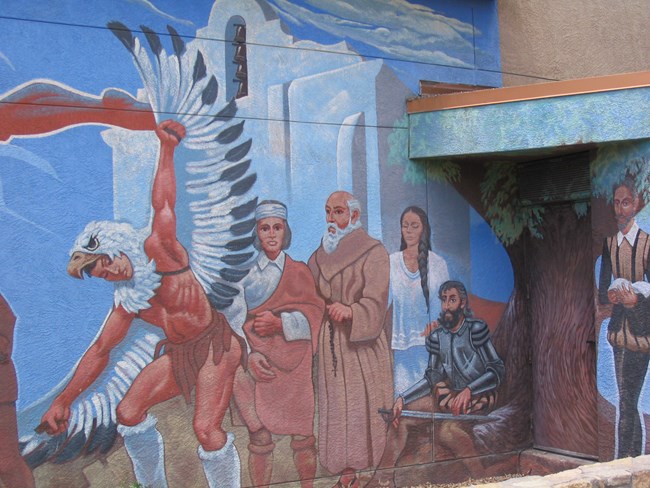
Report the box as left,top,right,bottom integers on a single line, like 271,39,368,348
201,76,219,106
208,293,234,310
221,252,255,266
107,21,135,51
225,235,255,252
192,51,207,82
219,268,250,282
51,431,88,464
229,173,257,198
214,98,238,122
22,433,66,469
216,120,246,145
229,217,256,236
167,25,186,57
140,25,162,56
107,20,129,30
220,159,251,182
230,197,258,220
225,139,253,163
84,422,118,456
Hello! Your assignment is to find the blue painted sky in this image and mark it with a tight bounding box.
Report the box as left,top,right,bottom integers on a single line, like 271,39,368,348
1,0,500,408
1,0,499,95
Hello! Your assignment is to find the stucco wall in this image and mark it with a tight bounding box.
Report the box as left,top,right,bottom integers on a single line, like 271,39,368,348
0,2,531,487
499,1,650,86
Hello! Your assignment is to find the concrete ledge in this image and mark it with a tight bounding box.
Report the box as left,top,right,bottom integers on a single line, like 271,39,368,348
471,455,650,488
520,449,595,476
408,86,650,160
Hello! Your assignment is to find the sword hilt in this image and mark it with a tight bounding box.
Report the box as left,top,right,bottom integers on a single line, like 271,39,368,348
378,408,394,423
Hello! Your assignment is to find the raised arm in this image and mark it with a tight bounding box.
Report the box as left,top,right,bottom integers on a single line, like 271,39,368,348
40,306,135,435
144,120,188,270
0,82,155,143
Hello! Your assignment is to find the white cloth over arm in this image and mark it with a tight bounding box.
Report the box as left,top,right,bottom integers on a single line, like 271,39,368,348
240,252,311,341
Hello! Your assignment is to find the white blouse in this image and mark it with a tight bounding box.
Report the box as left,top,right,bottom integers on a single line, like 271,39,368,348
389,250,449,350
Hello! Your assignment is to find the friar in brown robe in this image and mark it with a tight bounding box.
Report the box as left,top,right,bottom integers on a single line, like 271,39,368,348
308,191,393,488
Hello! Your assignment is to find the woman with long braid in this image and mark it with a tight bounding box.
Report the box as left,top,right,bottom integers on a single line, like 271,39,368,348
389,206,449,395
369,207,450,487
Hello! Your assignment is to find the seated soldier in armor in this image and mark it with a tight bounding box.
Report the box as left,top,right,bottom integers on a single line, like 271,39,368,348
374,280,505,486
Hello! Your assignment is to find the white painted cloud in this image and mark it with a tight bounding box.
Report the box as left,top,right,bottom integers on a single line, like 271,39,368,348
0,144,59,179
0,178,55,235
126,0,194,26
0,51,15,71
266,0,477,68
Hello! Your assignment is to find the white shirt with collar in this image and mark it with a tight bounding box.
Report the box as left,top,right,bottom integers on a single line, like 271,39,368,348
617,221,640,247
610,221,650,297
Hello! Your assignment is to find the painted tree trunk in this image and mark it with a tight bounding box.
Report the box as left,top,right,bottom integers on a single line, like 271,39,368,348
525,204,598,456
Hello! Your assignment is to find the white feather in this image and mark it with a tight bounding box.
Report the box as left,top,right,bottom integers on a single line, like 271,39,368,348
18,319,164,464
18,23,259,466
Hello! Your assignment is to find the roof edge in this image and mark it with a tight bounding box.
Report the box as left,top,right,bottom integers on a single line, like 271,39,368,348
407,70,650,114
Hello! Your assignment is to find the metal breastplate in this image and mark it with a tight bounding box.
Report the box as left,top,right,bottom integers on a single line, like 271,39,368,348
438,325,486,391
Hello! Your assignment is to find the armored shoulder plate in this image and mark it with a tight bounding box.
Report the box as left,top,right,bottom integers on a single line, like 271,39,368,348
425,330,440,355
468,319,490,347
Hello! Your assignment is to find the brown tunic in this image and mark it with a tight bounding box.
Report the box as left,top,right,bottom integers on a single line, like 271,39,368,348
242,255,324,436
154,307,236,403
308,228,393,474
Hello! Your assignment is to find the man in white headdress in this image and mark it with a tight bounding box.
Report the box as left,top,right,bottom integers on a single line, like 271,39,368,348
230,200,324,487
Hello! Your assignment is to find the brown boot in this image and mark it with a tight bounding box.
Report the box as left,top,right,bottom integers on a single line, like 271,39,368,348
364,469,395,488
333,469,360,488
248,428,274,487
291,435,317,488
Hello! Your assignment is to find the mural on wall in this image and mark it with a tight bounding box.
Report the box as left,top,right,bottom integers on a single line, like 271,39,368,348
593,142,650,460
375,279,505,484
308,190,393,488
231,198,324,487
393,153,600,461
389,206,450,396
0,0,512,487
0,294,35,488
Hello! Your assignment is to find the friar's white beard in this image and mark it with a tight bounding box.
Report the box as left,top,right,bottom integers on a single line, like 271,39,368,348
322,218,362,254
113,247,161,314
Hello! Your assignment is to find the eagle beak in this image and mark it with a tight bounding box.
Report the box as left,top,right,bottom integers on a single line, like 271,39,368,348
68,251,102,279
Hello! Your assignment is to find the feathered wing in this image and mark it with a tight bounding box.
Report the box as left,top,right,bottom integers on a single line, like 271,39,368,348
18,23,258,466
107,21,258,313
18,314,164,468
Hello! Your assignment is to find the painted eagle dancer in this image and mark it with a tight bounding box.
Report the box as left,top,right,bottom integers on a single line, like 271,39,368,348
40,120,244,488
5,22,259,488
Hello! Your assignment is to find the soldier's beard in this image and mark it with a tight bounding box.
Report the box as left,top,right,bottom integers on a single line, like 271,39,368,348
322,219,362,254
438,308,463,330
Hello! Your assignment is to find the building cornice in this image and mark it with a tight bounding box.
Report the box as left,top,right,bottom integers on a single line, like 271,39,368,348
408,71,650,114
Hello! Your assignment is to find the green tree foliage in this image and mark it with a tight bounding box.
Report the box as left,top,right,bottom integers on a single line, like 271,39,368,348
480,162,545,246
390,125,545,246
387,121,612,247
591,140,650,202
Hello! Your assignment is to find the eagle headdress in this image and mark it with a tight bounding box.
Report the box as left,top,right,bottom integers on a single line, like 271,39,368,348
19,22,257,467
68,221,161,314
